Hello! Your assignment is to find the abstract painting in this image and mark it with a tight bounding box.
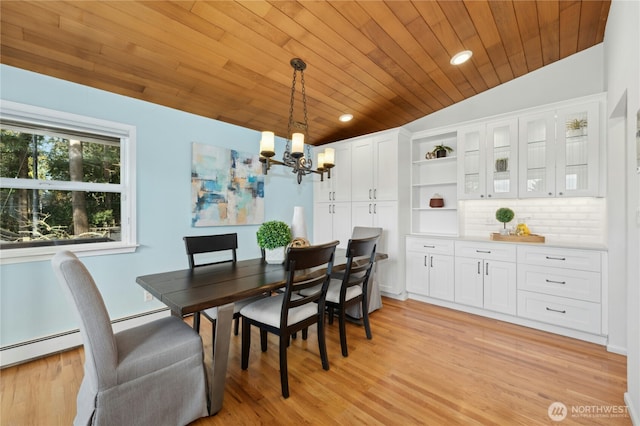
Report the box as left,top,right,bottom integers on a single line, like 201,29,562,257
191,142,264,226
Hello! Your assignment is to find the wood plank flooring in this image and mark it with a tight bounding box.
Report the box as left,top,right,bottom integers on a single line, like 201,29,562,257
1,298,629,425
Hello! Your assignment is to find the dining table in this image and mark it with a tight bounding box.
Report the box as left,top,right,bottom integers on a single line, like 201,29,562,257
135,249,387,415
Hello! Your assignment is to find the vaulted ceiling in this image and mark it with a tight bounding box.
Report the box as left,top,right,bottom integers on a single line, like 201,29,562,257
0,1,610,145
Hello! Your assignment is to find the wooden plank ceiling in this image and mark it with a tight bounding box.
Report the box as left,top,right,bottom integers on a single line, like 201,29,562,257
0,1,610,145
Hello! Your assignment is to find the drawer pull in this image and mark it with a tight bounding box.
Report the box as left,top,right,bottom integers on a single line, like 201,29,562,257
424,245,435,248
545,256,566,261
476,250,491,254
545,279,566,285
545,307,567,314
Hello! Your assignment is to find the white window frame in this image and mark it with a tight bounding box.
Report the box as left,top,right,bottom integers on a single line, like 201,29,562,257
0,100,137,264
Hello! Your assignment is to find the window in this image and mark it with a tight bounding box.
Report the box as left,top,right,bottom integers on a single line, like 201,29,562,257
0,100,136,264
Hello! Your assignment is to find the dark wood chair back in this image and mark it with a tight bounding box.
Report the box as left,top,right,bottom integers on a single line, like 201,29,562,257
340,235,378,295
183,233,238,268
281,240,339,316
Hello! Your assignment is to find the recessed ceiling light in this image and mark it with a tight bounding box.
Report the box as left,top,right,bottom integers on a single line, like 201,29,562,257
339,113,353,122
450,50,473,65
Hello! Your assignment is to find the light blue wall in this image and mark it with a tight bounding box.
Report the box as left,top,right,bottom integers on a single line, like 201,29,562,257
0,65,314,346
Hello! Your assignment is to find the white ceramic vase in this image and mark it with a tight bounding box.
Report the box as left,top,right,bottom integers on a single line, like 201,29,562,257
264,247,286,264
291,206,307,240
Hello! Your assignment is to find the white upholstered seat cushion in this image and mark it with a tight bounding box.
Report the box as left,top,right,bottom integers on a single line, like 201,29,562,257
240,294,316,328
299,279,362,304
202,294,266,320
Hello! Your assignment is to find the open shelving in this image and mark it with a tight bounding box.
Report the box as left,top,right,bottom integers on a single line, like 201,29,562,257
410,130,459,236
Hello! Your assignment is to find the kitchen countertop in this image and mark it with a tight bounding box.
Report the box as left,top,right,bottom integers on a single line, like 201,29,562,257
407,233,608,251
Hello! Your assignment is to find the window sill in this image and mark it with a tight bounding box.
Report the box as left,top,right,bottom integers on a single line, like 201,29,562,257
0,241,139,265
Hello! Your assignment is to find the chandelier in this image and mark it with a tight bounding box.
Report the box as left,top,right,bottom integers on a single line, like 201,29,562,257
259,58,335,184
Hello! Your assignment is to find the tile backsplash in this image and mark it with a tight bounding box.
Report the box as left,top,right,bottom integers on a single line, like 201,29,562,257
459,198,606,245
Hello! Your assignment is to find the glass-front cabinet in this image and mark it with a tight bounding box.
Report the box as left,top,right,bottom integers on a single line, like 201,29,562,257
457,119,517,200
457,124,485,199
518,111,556,197
556,102,600,196
519,101,600,197
485,119,518,198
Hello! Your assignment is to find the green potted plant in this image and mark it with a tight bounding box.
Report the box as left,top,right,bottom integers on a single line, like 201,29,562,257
432,144,453,158
495,207,515,235
566,118,587,137
257,220,292,264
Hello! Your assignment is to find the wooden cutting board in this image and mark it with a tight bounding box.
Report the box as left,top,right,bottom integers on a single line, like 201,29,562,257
490,233,545,243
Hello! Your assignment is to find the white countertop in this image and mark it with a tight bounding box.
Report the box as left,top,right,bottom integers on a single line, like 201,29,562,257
407,233,608,251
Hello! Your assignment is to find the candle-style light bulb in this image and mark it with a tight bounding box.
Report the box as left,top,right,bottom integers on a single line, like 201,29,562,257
260,131,275,157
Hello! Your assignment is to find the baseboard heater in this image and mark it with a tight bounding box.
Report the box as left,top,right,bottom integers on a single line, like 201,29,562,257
0,308,170,368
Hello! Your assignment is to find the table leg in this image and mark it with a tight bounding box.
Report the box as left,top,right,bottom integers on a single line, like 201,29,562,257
208,302,233,415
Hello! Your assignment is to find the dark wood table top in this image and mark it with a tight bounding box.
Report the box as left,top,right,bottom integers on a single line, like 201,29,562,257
136,251,387,316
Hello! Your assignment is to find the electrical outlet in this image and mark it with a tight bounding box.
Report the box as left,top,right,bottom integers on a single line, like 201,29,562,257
143,290,153,302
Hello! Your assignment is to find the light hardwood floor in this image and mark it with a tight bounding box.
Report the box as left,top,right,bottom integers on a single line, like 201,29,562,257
1,298,629,425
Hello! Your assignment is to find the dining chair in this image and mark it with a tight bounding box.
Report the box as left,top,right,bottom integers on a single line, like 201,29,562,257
300,235,378,357
183,233,266,349
51,251,208,426
239,240,339,398
347,227,383,318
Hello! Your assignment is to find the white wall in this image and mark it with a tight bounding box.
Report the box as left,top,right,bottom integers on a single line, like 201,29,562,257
460,198,606,246
603,0,640,422
0,65,314,356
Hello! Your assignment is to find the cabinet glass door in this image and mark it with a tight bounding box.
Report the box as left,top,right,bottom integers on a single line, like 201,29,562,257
556,102,599,196
519,112,555,197
457,125,485,199
486,119,518,198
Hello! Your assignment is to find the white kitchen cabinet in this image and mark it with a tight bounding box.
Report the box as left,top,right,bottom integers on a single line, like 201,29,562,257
454,241,517,315
405,237,454,300
351,131,402,202
555,102,601,197
312,201,351,249
313,141,352,203
519,99,602,197
457,119,518,200
516,245,603,334
314,128,410,298
410,129,458,236
353,200,401,295
454,256,484,307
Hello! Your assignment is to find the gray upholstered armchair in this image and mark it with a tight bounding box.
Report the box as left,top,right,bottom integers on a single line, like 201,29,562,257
51,251,209,426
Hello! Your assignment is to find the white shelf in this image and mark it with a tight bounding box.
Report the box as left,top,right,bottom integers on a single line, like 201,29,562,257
412,207,457,211
412,181,457,188
412,156,457,165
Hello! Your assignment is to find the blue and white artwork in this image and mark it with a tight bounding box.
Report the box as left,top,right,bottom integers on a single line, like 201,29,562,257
191,142,264,226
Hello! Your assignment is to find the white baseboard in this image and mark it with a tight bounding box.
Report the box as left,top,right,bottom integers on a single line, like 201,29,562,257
0,309,170,368
625,393,639,425
607,344,628,355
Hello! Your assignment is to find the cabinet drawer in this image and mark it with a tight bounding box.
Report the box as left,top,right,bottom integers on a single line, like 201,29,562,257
518,265,601,302
454,241,516,262
517,291,601,334
406,237,454,255
517,246,601,272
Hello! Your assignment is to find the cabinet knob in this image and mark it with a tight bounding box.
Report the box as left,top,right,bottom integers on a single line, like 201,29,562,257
480,195,484,198
487,194,492,198
558,192,563,196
